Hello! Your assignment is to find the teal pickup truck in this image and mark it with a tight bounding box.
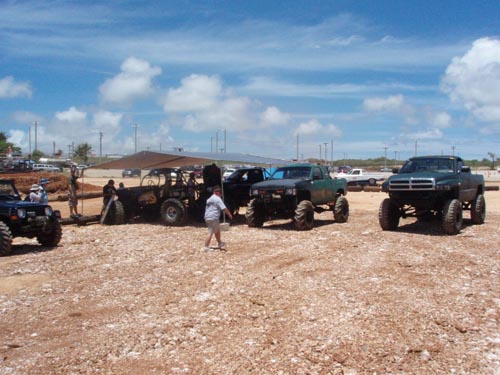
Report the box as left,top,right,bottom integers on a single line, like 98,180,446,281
246,164,349,230
379,155,485,234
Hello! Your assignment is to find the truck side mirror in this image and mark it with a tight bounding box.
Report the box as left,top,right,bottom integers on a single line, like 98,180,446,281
392,168,399,174
461,166,471,173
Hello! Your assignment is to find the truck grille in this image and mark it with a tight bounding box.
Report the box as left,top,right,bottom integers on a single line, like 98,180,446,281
389,178,435,190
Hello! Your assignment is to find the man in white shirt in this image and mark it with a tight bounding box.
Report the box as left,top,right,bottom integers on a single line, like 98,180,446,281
204,185,232,251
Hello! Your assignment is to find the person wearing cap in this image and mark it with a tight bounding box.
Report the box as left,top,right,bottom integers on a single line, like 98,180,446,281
29,184,42,203
203,185,232,251
39,178,49,204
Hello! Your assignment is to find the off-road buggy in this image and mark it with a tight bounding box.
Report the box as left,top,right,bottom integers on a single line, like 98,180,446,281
0,179,62,256
105,168,209,226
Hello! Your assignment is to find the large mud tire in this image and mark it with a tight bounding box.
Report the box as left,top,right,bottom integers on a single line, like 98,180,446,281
161,198,186,226
0,222,13,256
294,200,315,231
368,178,376,186
470,194,486,224
379,198,400,231
333,196,349,223
246,198,265,228
37,219,62,247
103,201,126,225
442,199,463,235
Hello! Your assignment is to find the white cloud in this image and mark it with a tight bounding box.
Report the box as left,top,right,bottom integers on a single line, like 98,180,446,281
0,76,32,98
441,37,500,122
93,110,122,133
261,106,290,126
100,57,161,105
164,74,222,112
429,111,452,129
163,74,290,133
294,119,342,137
11,111,39,124
7,129,26,147
402,128,443,141
363,94,405,112
55,106,87,123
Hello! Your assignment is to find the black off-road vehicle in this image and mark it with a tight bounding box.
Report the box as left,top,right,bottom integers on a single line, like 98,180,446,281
0,179,62,256
379,155,486,235
110,168,208,226
246,164,349,230
222,167,270,214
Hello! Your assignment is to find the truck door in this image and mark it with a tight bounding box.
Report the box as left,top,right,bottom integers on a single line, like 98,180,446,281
456,159,474,201
310,166,326,203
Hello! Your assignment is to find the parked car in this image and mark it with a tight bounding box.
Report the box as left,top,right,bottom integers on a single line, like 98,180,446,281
122,168,142,178
32,164,61,172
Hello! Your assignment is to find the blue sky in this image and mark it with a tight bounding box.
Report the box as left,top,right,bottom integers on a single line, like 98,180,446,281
1,0,500,162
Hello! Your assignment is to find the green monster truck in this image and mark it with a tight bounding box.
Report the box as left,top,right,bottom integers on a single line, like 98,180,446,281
246,164,349,230
379,155,486,235
0,179,62,256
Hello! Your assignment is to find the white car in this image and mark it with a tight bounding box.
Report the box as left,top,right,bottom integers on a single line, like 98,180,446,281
32,164,61,172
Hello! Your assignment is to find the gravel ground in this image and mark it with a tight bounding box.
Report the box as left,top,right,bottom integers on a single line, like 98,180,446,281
0,181,499,374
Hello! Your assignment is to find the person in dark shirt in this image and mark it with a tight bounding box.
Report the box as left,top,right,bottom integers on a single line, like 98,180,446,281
102,179,117,208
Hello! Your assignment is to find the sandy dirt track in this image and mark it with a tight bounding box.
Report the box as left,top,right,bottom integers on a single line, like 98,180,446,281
0,179,499,374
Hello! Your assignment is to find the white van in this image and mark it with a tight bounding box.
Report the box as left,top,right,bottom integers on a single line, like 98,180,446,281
32,164,61,172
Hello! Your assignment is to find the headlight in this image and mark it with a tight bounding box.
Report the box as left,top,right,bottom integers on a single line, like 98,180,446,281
17,208,26,218
251,189,259,196
44,206,53,216
285,188,296,195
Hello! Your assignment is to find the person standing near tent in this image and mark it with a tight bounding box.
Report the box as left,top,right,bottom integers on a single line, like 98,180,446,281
102,179,117,209
202,163,221,189
204,185,232,251
68,165,82,218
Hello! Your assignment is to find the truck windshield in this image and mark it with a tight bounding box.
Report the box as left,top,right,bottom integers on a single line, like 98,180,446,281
400,158,455,174
271,167,311,180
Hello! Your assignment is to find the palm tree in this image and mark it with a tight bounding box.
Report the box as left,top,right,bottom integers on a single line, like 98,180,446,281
74,143,93,164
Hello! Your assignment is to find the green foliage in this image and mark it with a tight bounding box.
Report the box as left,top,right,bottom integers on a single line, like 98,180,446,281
0,131,16,154
73,143,93,164
31,149,45,162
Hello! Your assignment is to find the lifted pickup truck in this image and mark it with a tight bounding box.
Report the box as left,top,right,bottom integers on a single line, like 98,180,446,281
246,164,349,230
336,168,386,186
379,155,485,234
0,179,62,255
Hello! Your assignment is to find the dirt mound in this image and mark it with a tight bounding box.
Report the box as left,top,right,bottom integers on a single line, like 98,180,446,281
0,172,101,195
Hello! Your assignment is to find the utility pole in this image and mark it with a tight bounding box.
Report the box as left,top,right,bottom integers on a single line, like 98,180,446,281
296,134,299,161
319,144,322,164
215,130,219,154
99,132,103,159
133,124,139,153
53,141,55,156
28,124,32,159
67,144,72,158
210,136,213,152
224,129,226,153
34,120,38,151
414,140,418,156
330,139,333,166
384,147,388,170
324,142,328,165
452,145,455,156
